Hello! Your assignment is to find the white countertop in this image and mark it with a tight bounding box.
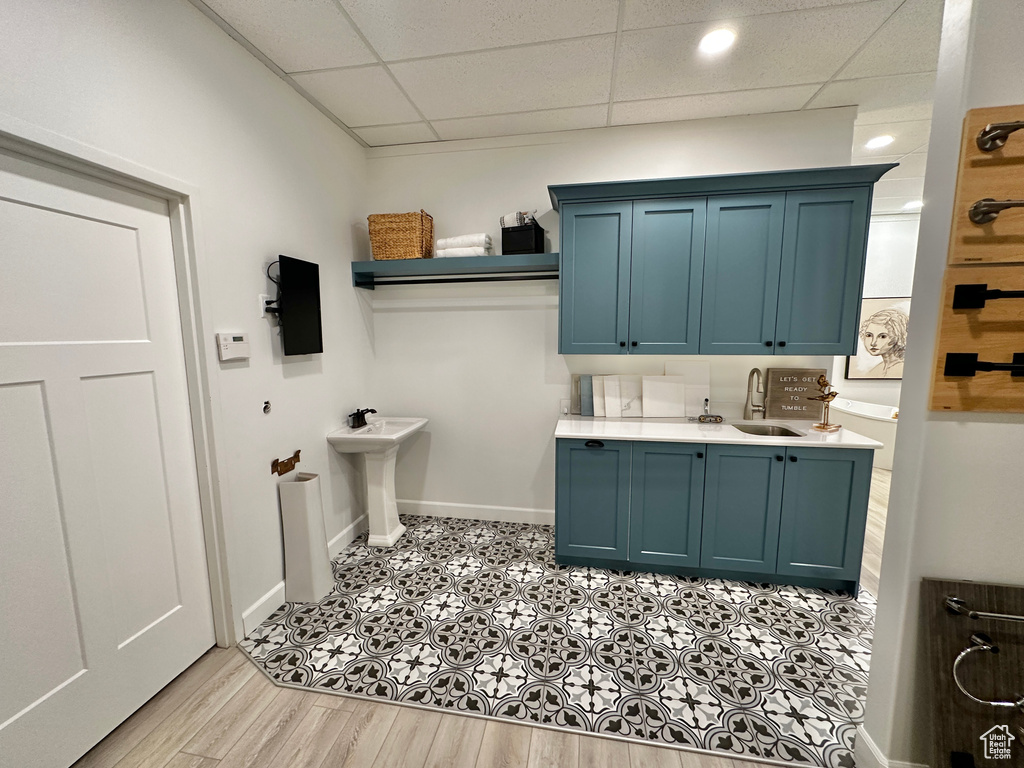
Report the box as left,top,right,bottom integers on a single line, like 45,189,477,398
555,417,883,450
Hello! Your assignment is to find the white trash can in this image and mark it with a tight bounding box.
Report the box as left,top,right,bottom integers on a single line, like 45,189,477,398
279,472,334,603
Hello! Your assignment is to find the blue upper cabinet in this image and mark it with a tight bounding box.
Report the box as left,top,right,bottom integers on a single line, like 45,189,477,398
776,447,873,582
551,165,893,356
628,441,706,567
775,188,870,355
699,194,785,355
559,202,632,354
628,198,707,353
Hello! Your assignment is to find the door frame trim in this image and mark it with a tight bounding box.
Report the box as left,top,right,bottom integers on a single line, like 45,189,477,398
0,111,237,645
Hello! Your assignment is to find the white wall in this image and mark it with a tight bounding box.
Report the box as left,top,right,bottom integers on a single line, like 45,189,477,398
364,111,855,520
860,1,1024,763
831,213,920,408
0,0,371,637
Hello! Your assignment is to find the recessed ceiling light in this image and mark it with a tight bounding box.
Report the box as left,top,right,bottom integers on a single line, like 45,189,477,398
865,135,895,149
903,200,923,210
699,28,736,54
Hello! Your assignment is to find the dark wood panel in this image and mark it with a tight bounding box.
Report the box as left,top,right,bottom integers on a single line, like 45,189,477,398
922,578,1024,767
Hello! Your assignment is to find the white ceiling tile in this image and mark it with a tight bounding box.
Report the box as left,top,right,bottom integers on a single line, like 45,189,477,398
623,0,893,29
340,0,619,60
433,106,608,141
807,72,936,112
611,84,821,125
391,37,615,120
856,102,934,124
200,0,375,73
354,123,437,146
840,0,943,79
853,119,930,156
291,66,422,126
615,3,893,101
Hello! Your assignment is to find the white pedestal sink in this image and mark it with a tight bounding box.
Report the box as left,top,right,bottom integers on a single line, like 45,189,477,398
327,416,427,547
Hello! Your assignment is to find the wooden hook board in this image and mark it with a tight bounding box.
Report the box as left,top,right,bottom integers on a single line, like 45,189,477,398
949,104,1024,265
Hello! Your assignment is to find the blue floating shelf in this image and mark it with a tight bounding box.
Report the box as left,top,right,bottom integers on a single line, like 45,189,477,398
351,253,559,289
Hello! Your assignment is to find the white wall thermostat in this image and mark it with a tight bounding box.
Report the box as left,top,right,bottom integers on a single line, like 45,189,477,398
216,332,250,361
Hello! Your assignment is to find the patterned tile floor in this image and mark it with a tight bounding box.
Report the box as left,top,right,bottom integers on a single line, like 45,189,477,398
240,516,874,767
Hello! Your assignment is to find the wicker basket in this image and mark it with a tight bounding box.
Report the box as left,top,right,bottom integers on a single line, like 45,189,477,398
368,209,434,260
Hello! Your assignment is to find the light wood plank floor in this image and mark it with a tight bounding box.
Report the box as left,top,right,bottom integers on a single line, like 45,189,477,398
75,476,890,768
860,467,891,597
74,647,771,768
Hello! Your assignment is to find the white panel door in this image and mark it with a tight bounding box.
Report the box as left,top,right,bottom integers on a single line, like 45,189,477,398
0,149,215,768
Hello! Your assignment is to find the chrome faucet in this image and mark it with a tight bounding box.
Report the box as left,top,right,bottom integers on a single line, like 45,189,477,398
744,368,766,420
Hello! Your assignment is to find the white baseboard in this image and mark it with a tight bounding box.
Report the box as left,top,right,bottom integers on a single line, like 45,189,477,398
327,513,368,557
241,581,285,638
856,725,929,768
397,499,554,526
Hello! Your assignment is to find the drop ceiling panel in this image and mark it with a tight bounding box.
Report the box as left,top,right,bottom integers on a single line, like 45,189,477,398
840,0,943,79
340,0,620,60
611,84,821,125
873,177,925,199
292,66,422,126
201,0,375,73
807,72,936,112
355,123,437,146
433,106,608,141
391,37,616,120
853,119,931,155
872,196,920,213
615,3,892,102
856,103,934,124
622,0,889,29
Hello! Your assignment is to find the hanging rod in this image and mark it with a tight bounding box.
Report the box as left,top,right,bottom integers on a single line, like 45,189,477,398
977,120,1024,152
372,273,558,287
953,283,1024,309
944,352,1024,377
952,633,1024,713
945,596,1024,624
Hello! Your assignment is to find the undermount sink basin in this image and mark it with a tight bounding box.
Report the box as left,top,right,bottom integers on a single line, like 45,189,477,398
327,417,428,454
732,423,803,437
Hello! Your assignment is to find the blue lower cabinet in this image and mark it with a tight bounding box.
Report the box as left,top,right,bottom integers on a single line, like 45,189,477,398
628,442,706,567
700,444,785,574
776,447,873,581
555,439,630,561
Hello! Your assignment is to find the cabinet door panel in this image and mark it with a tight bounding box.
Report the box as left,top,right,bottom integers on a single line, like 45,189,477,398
628,198,706,353
555,439,630,560
700,194,785,354
776,188,870,355
628,442,705,566
559,202,632,354
701,444,784,573
777,447,872,581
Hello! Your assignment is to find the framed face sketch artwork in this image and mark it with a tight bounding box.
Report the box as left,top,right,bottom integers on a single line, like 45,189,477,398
845,297,911,380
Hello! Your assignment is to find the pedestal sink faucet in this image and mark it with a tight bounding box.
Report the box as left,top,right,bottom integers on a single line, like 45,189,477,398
744,368,766,420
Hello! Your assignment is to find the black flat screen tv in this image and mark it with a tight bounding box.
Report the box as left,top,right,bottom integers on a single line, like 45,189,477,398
278,255,323,356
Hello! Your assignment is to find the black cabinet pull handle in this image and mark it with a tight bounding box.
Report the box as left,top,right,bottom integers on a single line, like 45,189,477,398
631,341,638,347
944,352,1024,377
619,341,626,347
969,198,1024,225
764,340,773,347
775,455,784,461
953,283,1024,309
584,440,604,448
696,451,704,459
789,455,798,462
778,341,787,348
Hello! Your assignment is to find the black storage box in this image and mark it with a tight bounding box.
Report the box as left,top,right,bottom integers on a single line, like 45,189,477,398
501,221,545,254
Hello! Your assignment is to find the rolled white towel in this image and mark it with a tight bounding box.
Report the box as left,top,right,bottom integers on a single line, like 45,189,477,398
436,246,491,258
500,210,537,228
437,233,491,249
